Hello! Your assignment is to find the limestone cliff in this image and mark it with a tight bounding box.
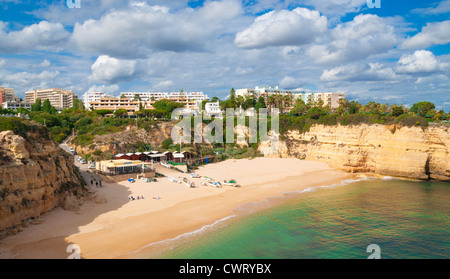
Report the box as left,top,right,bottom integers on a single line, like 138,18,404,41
260,123,450,181
73,122,174,156
0,129,85,236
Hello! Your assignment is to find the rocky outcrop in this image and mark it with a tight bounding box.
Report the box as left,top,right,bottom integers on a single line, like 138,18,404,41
73,122,174,156
0,129,85,236
260,123,450,181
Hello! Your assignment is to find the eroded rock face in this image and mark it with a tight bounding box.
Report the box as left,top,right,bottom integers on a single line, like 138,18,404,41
260,124,450,181
0,130,85,234
73,122,175,156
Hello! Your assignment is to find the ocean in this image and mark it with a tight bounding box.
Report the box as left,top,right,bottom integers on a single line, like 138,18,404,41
141,178,450,259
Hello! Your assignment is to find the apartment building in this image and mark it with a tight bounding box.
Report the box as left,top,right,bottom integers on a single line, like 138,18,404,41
89,97,140,115
204,101,222,118
25,88,78,110
121,91,209,110
1,101,31,111
236,86,294,112
83,91,116,110
237,86,346,111
0,87,19,104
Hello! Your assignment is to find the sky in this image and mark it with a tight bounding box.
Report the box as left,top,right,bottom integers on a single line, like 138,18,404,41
0,0,449,111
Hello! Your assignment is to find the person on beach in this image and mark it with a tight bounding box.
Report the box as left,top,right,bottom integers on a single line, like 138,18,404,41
96,181,98,187
91,180,93,186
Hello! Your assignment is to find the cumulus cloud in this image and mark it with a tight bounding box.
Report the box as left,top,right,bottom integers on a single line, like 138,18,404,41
86,84,119,94
320,63,396,82
1,70,60,89
89,55,136,84
279,75,306,88
396,50,449,74
71,0,242,58
234,8,328,49
302,0,367,16
400,20,450,49
0,21,69,53
153,80,175,90
308,14,398,64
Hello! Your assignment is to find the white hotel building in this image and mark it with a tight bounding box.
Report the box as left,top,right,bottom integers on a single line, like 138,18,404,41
84,91,209,113
83,92,116,110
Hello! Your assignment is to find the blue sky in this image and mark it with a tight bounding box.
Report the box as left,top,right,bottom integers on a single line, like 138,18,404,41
0,0,449,111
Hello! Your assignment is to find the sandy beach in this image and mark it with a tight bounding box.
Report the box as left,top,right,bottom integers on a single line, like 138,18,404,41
0,157,359,259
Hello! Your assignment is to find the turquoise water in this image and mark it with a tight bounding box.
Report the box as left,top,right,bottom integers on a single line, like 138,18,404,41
146,179,450,259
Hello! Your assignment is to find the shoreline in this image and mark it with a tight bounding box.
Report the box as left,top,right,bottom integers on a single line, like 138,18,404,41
126,176,371,259
0,158,363,259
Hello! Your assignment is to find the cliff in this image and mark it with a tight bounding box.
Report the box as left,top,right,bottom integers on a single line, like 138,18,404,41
73,122,174,156
0,129,85,237
260,123,450,181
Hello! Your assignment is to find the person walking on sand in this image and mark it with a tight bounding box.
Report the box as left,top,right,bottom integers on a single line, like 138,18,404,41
96,181,98,187
91,180,93,186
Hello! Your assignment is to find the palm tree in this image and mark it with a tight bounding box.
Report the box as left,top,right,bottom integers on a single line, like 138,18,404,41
267,95,275,113
236,95,244,108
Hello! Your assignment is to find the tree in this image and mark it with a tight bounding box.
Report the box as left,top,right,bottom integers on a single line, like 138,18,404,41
211,96,220,102
119,94,126,98
72,99,85,110
391,105,405,117
290,99,308,116
161,138,173,149
410,101,435,117
94,109,114,116
267,95,275,112
114,108,128,118
31,98,42,112
236,95,244,108
254,96,266,111
229,88,236,108
306,106,326,120
201,99,210,110
242,95,256,110
348,101,360,114
152,99,184,114
42,99,57,114
16,107,30,115
134,94,141,101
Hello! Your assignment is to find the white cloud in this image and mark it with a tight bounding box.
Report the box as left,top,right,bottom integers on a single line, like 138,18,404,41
302,0,367,17
1,70,60,89
234,8,328,49
153,80,175,90
33,59,51,68
321,63,396,82
71,0,242,58
279,76,306,88
412,0,450,15
401,20,450,49
308,14,398,64
396,50,449,74
89,55,136,83
86,84,119,94
0,21,69,53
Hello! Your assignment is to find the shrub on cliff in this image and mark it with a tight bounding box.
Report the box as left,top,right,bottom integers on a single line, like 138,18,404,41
0,117,29,137
396,114,428,127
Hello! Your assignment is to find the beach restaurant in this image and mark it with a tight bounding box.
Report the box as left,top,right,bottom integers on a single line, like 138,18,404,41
172,151,192,163
96,159,153,175
144,151,166,162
